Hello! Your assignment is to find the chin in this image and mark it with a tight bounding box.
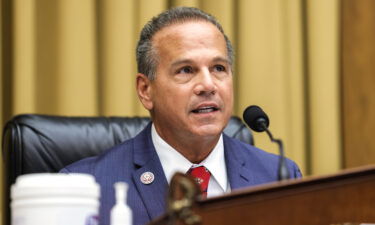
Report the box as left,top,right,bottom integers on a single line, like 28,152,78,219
193,124,224,137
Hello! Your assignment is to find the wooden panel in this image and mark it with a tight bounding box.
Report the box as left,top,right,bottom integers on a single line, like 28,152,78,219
341,0,375,168
1,0,13,224
149,166,375,225
1,0,13,122
196,166,375,225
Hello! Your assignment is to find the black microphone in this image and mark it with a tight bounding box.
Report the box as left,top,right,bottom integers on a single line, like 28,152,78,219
243,105,290,181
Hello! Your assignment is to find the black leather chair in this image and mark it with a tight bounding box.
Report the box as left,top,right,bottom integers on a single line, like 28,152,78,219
1,114,253,224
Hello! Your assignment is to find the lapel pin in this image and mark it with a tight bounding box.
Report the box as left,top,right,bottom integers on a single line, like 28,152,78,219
140,172,154,185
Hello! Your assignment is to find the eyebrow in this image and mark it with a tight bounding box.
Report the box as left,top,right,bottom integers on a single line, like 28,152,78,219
212,56,231,64
171,59,193,68
170,56,230,68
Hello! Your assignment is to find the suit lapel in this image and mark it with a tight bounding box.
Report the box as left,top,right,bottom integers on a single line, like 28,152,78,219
132,123,169,220
224,134,258,190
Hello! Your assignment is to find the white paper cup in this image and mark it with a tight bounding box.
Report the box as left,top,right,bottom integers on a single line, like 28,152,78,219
11,173,100,225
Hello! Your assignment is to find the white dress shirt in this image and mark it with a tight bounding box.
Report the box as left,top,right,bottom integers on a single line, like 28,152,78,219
151,124,230,198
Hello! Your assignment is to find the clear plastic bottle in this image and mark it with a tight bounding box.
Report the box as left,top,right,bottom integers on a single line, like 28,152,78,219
110,182,132,225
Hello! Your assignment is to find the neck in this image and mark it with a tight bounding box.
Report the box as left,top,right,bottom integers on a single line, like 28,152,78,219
178,138,219,163
154,125,221,164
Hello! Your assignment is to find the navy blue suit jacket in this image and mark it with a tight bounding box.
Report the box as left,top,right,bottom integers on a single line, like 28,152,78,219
61,123,301,225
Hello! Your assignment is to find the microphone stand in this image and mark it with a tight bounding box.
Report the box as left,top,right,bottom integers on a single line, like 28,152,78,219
258,119,290,181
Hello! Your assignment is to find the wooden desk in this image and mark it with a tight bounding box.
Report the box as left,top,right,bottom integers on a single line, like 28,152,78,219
151,165,375,225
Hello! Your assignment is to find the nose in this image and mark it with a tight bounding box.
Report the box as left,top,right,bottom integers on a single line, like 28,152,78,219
193,69,217,96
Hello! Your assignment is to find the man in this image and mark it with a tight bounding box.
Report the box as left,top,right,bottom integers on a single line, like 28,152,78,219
61,7,301,225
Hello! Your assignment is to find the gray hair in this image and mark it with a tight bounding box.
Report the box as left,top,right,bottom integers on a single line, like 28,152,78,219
136,7,234,80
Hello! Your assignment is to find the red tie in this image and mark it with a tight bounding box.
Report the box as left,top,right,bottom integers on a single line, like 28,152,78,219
187,166,211,198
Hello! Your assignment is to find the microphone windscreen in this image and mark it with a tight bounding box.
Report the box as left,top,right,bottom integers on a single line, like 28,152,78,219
243,105,270,132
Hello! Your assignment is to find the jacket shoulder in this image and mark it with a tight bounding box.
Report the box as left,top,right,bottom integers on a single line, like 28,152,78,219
224,135,302,178
60,138,134,174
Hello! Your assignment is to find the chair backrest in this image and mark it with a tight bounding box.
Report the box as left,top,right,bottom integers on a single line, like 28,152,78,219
2,114,253,181
1,114,252,223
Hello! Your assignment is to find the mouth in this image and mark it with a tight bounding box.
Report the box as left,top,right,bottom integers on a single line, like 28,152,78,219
191,106,219,114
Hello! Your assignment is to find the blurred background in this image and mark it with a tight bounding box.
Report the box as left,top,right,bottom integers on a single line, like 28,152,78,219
1,0,375,221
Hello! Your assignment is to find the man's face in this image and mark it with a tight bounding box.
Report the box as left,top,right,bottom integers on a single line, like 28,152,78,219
139,21,233,141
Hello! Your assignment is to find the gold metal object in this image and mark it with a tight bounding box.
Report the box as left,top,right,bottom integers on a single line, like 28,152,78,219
167,173,202,225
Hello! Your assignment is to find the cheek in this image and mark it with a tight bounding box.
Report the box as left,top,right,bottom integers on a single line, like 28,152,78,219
226,90,234,110
153,86,190,112
221,80,234,102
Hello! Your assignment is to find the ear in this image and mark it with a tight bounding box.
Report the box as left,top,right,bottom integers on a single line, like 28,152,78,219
136,73,153,110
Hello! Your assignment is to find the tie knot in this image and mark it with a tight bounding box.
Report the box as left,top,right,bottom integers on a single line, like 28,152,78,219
187,166,211,198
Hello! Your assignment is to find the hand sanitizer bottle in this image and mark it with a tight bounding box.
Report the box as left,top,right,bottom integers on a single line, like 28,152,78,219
110,182,132,225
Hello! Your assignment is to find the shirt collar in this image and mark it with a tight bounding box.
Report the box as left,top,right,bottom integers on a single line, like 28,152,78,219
199,134,228,192
151,124,192,183
151,123,228,191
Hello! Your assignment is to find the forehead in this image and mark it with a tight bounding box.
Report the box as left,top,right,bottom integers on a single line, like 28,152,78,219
152,21,228,61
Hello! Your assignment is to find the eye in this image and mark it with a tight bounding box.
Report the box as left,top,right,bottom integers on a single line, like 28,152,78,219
213,65,226,72
177,66,194,74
